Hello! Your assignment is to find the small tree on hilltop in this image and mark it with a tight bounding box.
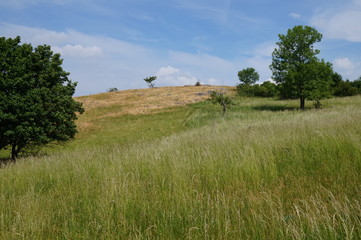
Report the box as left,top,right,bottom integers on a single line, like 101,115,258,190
238,67,259,85
0,36,84,161
144,76,157,88
209,91,233,116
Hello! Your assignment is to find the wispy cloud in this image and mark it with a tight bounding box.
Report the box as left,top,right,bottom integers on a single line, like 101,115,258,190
175,0,231,22
156,66,198,86
253,42,276,57
310,1,361,42
52,44,103,58
289,12,301,19
1,22,263,95
0,0,74,9
174,0,262,29
333,58,361,80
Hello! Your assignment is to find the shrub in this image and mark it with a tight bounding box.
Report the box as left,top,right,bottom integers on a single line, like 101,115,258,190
107,87,118,92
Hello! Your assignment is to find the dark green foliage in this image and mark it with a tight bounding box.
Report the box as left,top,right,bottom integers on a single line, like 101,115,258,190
237,81,278,98
107,87,118,92
144,76,157,88
236,84,255,97
258,81,278,97
331,74,360,97
270,25,333,109
331,72,343,89
238,67,259,85
333,80,358,97
209,91,233,115
0,36,84,160
351,77,361,93
303,60,334,108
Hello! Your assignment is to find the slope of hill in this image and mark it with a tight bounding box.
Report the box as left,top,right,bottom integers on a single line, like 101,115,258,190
71,86,235,147
0,87,360,239
75,86,234,130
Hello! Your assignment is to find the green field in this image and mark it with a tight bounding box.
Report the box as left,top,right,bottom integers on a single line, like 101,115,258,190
1,88,360,239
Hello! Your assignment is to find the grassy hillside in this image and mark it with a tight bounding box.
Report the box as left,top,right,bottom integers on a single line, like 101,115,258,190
1,86,361,239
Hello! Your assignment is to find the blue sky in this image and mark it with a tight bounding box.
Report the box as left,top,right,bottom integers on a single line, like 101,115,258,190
1,0,361,96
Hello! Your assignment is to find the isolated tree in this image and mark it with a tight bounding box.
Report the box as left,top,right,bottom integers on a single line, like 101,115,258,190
0,36,84,160
238,67,259,85
209,91,233,116
144,76,156,88
270,25,333,109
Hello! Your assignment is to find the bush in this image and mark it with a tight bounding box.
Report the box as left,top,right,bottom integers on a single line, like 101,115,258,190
107,87,118,92
209,91,233,115
237,84,255,97
333,81,358,97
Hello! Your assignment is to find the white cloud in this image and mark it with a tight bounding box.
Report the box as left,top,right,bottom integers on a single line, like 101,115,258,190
245,56,272,83
52,44,103,58
155,66,198,86
310,2,361,42
206,78,221,85
333,58,361,80
254,42,276,57
333,58,357,70
168,50,240,86
289,12,301,19
0,22,276,95
156,66,180,77
169,50,235,72
235,42,274,84
0,22,161,95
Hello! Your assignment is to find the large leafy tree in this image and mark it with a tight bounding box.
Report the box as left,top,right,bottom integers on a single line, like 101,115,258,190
0,36,84,160
270,25,333,109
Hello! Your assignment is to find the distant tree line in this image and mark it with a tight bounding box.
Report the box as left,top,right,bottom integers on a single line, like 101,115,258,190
237,25,361,109
331,73,361,97
237,71,361,99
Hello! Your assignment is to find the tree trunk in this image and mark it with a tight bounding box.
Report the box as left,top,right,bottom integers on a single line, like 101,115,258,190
300,96,305,110
11,144,18,161
222,101,226,116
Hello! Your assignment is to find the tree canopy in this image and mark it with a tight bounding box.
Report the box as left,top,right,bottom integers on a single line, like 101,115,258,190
0,36,84,160
144,76,157,88
238,67,259,85
270,25,333,109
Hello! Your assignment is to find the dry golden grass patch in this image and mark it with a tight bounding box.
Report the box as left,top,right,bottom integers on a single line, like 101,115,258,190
77,86,235,116
75,85,235,135
74,86,235,134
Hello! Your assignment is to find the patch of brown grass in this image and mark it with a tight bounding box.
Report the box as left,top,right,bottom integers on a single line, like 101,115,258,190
74,86,235,134
77,85,235,116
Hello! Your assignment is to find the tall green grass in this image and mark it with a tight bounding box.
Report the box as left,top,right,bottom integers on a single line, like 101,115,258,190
1,96,361,239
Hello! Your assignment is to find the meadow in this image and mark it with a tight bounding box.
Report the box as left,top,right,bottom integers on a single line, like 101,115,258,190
0,86,360,239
